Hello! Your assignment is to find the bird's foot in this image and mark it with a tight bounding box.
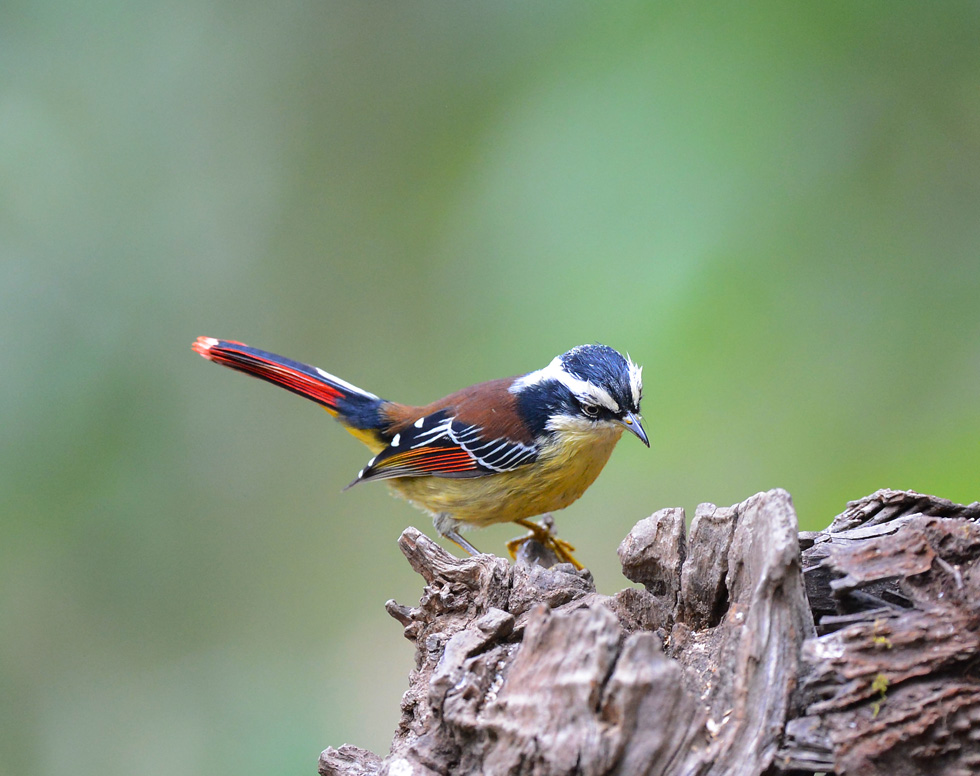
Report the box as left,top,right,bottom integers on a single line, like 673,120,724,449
506,515,584,570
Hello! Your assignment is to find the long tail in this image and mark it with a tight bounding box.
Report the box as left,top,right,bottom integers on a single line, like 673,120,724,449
192,337,389,448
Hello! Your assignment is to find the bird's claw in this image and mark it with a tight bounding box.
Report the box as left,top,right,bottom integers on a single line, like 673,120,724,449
506,516,584,570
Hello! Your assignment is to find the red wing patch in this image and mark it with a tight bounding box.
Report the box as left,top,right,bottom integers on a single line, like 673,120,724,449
347,409,538,486
366,446,482,477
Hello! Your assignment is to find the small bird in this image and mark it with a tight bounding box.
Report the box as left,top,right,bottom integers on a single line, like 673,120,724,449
192,338,648,568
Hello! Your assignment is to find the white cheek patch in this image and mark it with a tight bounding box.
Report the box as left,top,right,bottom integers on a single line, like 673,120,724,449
546,414,620,435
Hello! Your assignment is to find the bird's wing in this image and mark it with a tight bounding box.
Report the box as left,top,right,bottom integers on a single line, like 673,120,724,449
347,410,539,485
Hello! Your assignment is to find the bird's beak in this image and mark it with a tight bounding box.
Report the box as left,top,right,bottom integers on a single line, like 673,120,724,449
617,411,649,447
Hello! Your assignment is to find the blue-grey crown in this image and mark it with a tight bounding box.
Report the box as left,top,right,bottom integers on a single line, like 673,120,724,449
511,344,644,438
558,344,641,414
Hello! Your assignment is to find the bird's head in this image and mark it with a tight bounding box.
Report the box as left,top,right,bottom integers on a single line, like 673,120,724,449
511,344,648,446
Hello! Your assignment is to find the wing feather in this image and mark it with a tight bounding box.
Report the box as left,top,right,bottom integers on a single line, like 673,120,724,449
349,409,538,485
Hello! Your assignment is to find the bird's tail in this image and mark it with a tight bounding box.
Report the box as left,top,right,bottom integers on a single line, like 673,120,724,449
192,337,388,448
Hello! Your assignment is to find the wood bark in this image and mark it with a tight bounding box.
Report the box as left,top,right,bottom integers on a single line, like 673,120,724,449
319,489,980,776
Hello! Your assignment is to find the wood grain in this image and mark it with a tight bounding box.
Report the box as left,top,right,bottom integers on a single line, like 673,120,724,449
319,488,980,776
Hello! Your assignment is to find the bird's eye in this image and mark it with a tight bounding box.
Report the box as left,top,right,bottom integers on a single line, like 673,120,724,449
581,403,600,418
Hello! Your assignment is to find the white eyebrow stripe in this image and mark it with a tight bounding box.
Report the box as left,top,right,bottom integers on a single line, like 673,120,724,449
574,383,619,412
510,356,619,412
509,355,562,393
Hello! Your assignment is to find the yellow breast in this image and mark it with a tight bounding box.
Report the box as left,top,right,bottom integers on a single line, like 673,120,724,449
387,423,625,526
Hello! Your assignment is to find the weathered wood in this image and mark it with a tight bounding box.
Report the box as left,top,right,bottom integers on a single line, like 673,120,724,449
676,503,734,630
784,500,980,776
319,745,382,776
665,491,814,776
319,489,980,776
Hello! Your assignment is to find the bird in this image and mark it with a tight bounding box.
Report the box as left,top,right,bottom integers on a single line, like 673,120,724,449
192,337,648,568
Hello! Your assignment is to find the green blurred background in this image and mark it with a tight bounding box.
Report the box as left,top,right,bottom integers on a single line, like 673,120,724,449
3,2,979,774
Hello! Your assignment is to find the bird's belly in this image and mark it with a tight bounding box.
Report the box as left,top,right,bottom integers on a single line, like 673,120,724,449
386,426,624,526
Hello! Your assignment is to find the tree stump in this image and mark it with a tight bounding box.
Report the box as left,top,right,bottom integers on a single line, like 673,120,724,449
319,489,980,776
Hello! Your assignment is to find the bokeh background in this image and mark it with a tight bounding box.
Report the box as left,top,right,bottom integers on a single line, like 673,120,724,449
3,2,979,774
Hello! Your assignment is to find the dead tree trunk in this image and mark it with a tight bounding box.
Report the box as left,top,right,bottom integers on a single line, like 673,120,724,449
319,489,980,776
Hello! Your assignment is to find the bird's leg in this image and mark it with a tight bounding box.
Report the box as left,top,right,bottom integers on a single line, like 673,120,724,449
506,515,584,570
433,513,484,557
442,527,483,557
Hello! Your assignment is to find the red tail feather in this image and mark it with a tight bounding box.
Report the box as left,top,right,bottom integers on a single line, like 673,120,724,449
192,337,346,411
